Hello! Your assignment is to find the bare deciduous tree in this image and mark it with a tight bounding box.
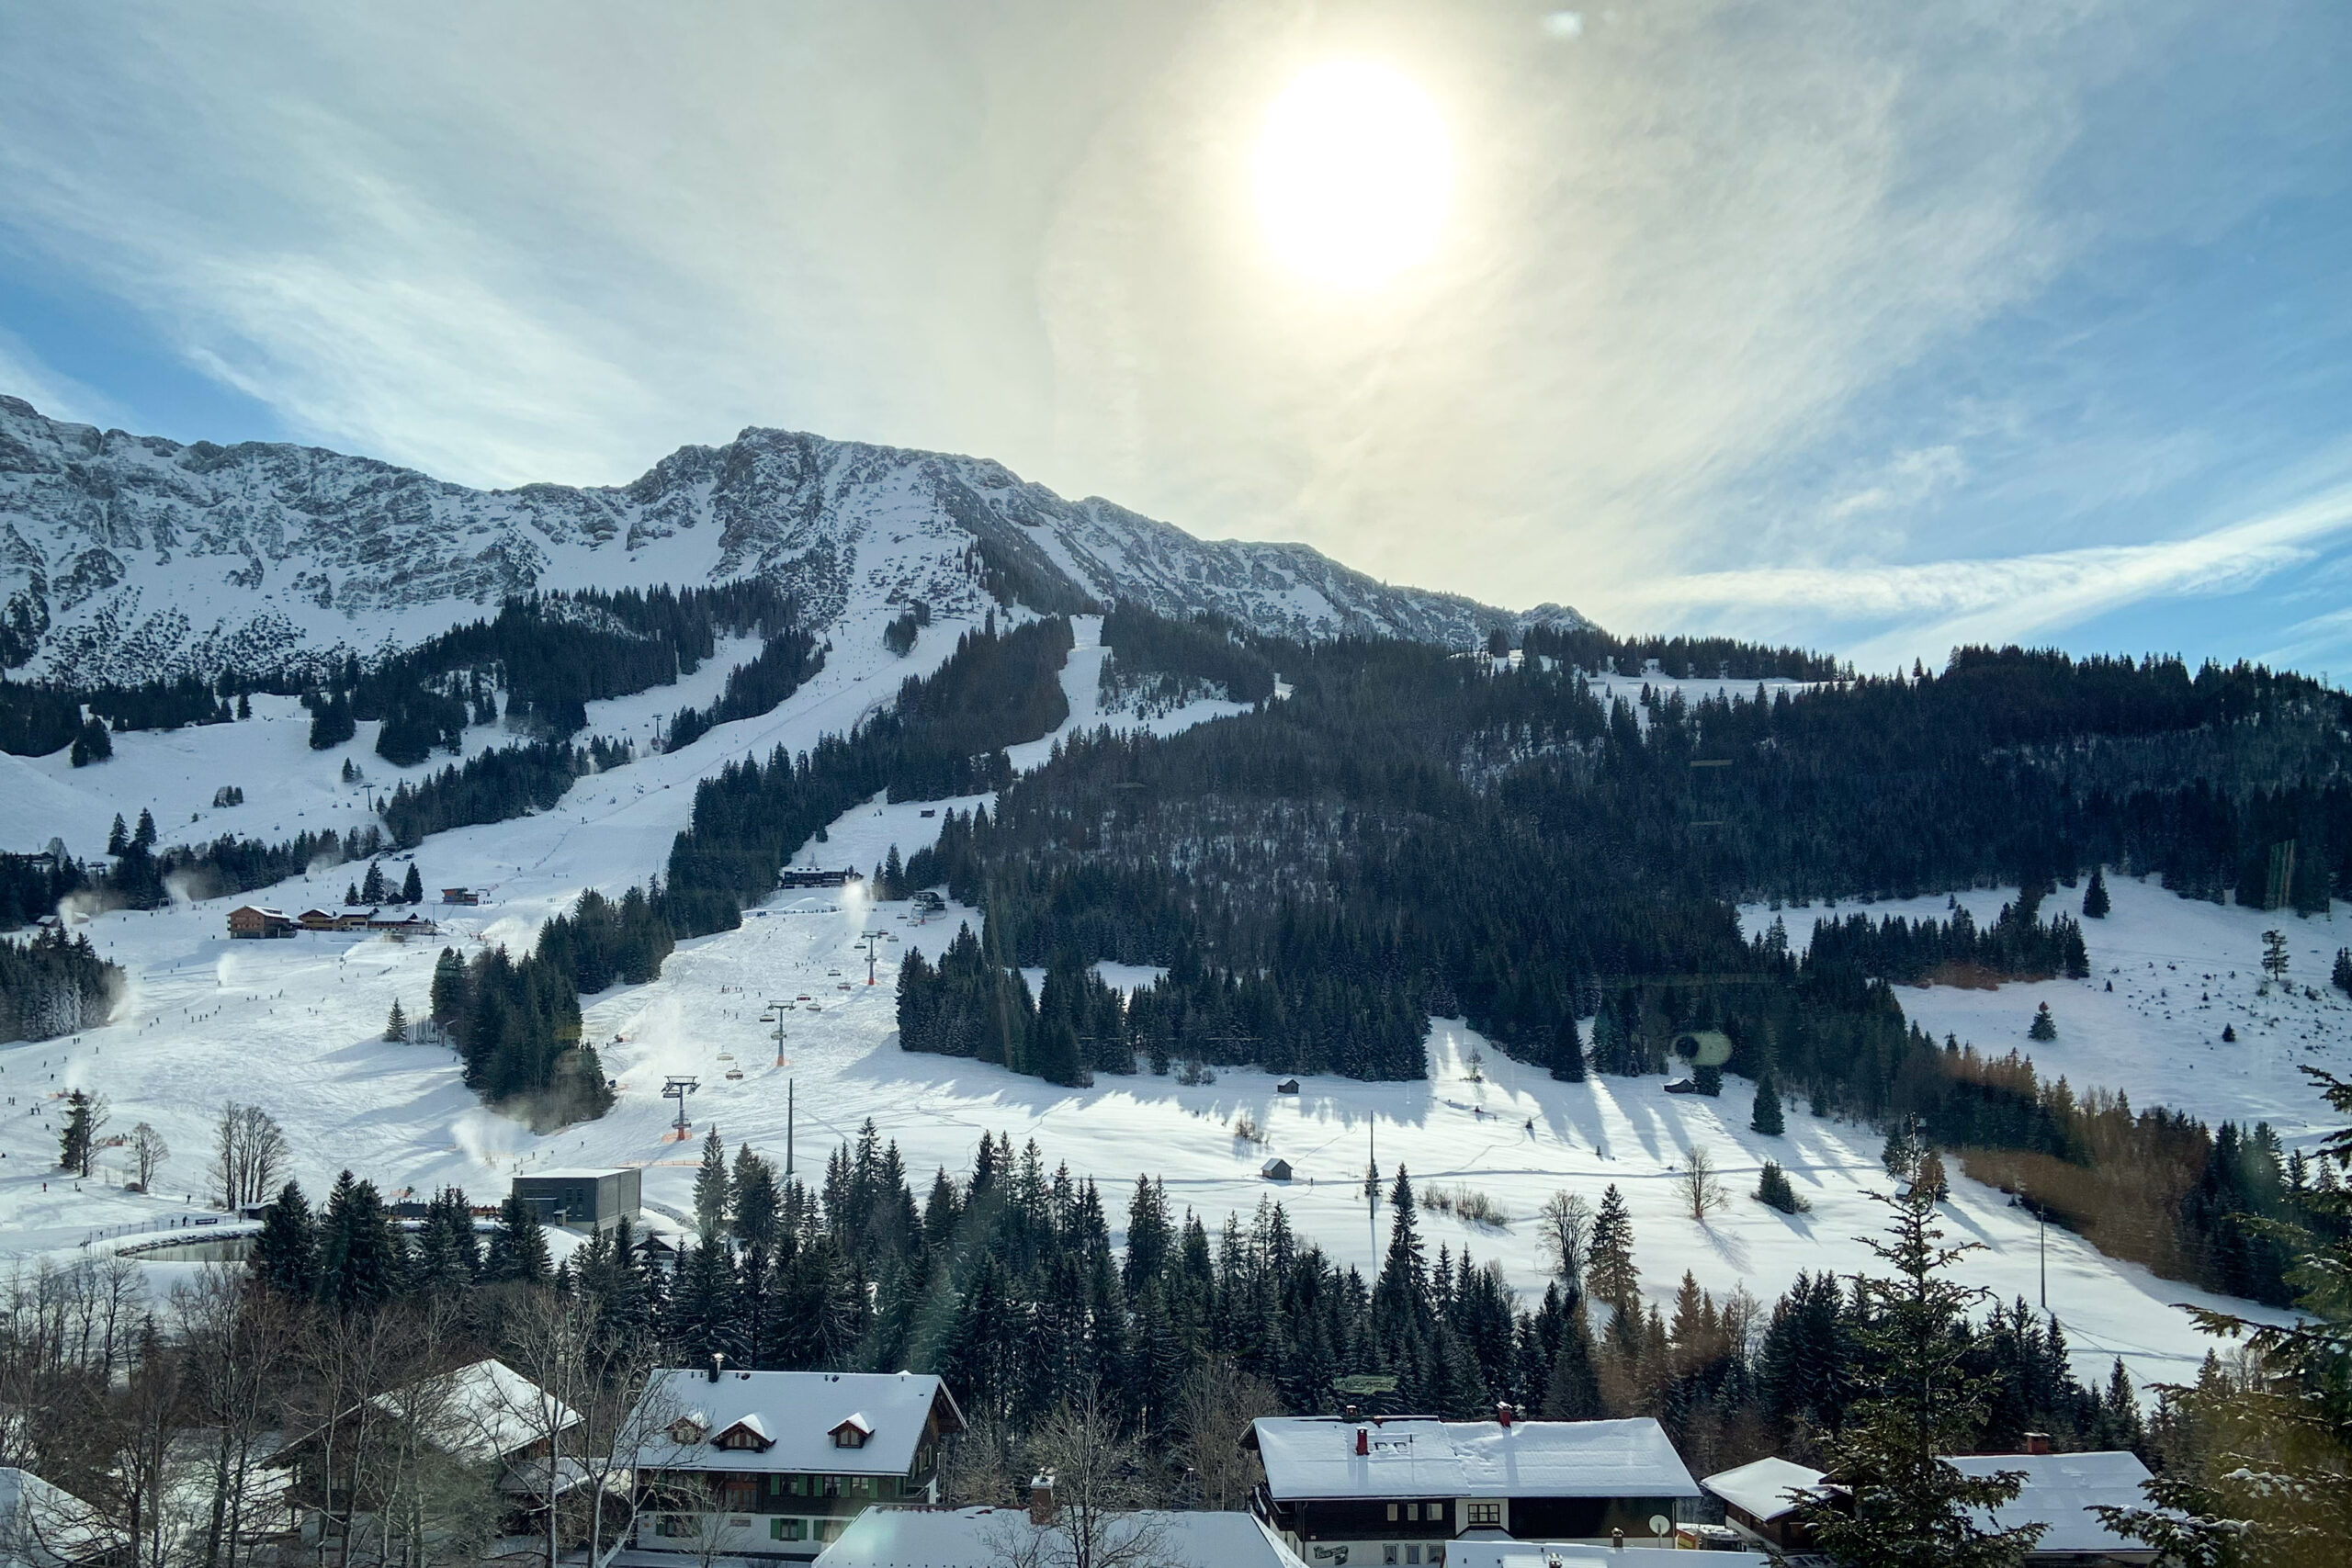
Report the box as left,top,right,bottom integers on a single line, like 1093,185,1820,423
1536,1190,1593,1289
984,1388,1176,1568
1173,1358,1277,1512
172,1269,297,1568
209,1102,287,1211
129,1122,168,1190
1680,1145,1729,1223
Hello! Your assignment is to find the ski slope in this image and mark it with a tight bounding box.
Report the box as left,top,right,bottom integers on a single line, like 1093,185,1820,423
1740,878,2352,1145
0,618,2317,1399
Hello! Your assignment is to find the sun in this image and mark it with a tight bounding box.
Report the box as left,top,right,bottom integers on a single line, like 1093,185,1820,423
1253,62,1452,290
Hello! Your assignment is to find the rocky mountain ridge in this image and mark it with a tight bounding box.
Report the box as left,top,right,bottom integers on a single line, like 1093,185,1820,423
0,395,1584,682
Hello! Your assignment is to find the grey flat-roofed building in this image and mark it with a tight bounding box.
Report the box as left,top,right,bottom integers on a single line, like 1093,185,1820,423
511,1168,641,1232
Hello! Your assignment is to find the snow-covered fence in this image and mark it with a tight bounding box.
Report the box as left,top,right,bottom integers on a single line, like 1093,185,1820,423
75,1213,256,1253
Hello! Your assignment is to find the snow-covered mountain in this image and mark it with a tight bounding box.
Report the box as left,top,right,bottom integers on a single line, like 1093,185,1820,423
0,395,1584,682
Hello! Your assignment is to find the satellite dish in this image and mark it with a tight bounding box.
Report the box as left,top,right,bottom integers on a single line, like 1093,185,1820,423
1648,1515,1671,1539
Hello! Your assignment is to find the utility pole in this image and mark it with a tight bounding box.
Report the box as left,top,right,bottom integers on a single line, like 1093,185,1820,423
786,1078,796,1179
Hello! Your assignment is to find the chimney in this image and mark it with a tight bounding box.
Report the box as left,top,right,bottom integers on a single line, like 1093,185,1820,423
1343,1404,1360,1422
1029,1471,1057,1527
1355,1427,1369,1457
2023,1431,2051,1456
707,1353,725,1384
1611,1527,1625,1551
1497,1402,1515,1427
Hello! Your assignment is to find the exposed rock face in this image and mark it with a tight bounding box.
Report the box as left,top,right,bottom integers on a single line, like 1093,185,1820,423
0,396,1585,681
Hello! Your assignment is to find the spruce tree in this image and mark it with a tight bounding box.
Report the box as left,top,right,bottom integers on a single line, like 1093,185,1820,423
2334,947,2352,998
251,1180,318,1300
315,1169,403,1313
1756,1160,1809,1214
236,692,251,719
2029,1003,2056,1042
1541,1300,1604,1418
1373,1166,1429,1340
1586,1184,1639,1315
383,998,407,1043
484,1192,552,1283
1549,1016,1586,1081
57,1088,102,1177
694,1126,729,1242
429,946,467,1034
133,808,156,848
69,718,111,766
360,861,387,904
1796,1185,2043,1567
401,863,424,904
345,881,360,907
2081,867,2109,918
106,815,129,855
1751,1070,1786,1135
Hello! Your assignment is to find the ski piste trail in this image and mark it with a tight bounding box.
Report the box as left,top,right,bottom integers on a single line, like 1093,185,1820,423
0,629,2320,1394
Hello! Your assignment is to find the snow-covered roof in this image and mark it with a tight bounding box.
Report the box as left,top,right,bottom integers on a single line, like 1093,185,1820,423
1702,1455,1826,1522
629,1371,961,1479
1251,1416,1699,1502
0,1467,116,1567
811,1506,1307,1568
370,1358,580,1462
1945,1450,2154,1554
1446,1542,1771,1568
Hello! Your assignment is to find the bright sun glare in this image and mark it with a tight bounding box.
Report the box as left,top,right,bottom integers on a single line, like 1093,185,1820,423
1254,62,1452,290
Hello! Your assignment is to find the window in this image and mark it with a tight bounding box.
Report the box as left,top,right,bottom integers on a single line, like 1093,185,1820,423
1465,1503,1502,1529
653,1517,698,1539
1406,1504,1419,1522
852,1476,875,1496
1407,1549,1421,1565
789,1474,808,1496
769,1519,808,1542
1386,1505,1399,1523
1429,1503,1445,1523
1383,1549,1397,1565
818,1520,846,1542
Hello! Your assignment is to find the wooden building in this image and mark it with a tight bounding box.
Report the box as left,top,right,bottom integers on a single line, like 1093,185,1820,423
1249,1411,1700,1563
628,1367,963,1562
226,906,294,939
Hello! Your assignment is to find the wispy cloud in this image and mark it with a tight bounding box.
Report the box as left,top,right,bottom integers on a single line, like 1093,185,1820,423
1623,482,2352,668
0,326,120,429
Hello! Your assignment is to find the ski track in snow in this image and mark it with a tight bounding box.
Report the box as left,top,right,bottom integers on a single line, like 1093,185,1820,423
0,621,2314,1393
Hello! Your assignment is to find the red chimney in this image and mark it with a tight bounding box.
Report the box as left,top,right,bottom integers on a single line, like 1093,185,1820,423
1029,1471,1057,1526
1355,1427,1369,1456
2023,1432,2051,1456
1498,1403,1515,1427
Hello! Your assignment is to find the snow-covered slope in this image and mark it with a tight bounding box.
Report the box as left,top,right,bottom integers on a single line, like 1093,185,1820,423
0,395,1582,682
1742,877,2352,1143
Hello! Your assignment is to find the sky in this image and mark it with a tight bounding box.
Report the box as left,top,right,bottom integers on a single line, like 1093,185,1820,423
2,0,2349,675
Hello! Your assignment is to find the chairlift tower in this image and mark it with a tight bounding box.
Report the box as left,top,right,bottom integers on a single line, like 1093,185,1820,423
662,1077,699,1143
859,931,888,986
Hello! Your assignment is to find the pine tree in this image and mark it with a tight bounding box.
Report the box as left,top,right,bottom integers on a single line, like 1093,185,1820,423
1587,1184,1639,1315
383,998,407,1043
315,1169,403,1313
1373,1166,1429,1340
2335,947,2352,998
251,1180,318,1300
70,718,111,766
2081,867,2109,919
57,1088,104,1177
2222,1024,2238,1043
1914,1147,1951,1202
1541,1300,1604,1418
483,1192,552,1283
1796,1185,2043,1567
133,808,156,848
360,861,387,904
429,946,467,1034
1756,1160,1809,1214
106,814,129,855
2029,1003,2056,1042
694,1127,729,1243
1549,1016,1586,1081
2263,930,2290,984
345,881,360,907
236,692,252,719
1752,1070,1786,1135
401,863,424,904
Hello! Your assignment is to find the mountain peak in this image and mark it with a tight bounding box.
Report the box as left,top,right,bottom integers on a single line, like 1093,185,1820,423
0,398,1587,682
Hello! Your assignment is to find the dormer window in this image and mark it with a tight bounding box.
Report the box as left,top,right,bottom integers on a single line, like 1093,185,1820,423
668,1417,707,1445
711,1416,776,1452
831,1413,875,1450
